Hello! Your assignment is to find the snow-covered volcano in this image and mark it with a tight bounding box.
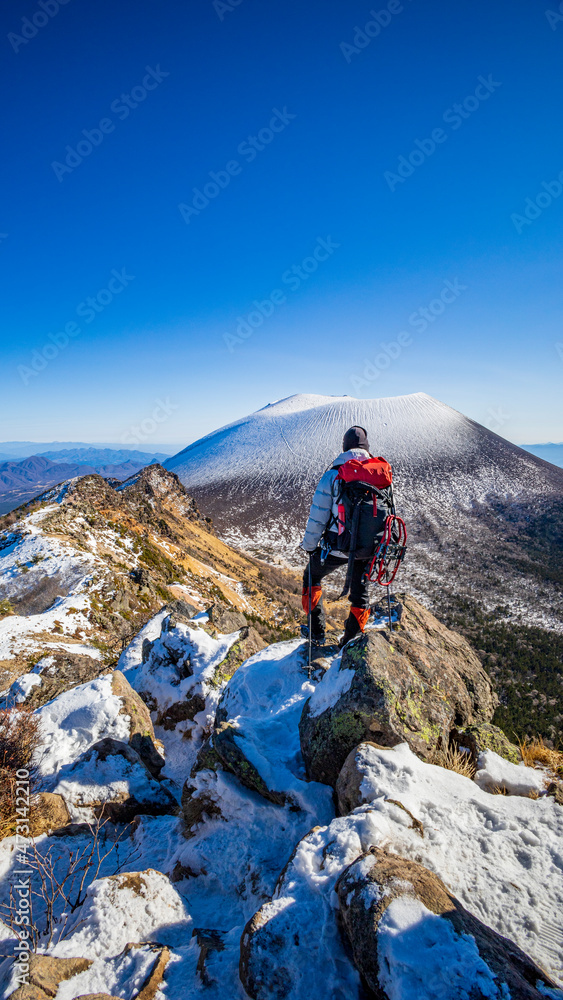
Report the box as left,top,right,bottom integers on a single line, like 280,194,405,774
165,393,563,629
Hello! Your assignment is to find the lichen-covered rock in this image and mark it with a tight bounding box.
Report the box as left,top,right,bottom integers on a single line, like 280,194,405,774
213,722,286,805
452,721,521,765
181,740,224,835
336,848,559,1000
211,626,266,687
111,669,164,776
299,595,496,786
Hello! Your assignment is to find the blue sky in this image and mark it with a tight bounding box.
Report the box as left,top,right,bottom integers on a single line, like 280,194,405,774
1,0,562,448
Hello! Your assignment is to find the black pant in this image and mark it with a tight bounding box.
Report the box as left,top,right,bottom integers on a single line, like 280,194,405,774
302,549,370,635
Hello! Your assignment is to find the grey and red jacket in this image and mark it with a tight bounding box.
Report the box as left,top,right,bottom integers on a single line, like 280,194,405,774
300,448,371,554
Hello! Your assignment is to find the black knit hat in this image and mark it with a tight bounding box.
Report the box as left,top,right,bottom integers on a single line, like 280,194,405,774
342,425,370,452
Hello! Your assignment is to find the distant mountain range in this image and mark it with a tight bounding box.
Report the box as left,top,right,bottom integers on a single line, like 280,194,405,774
165,392,563,633
520,443,563,468
0,449,167,514
0,442,174,461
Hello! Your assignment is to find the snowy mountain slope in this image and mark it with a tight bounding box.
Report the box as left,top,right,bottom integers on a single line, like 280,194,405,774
165,393,563,631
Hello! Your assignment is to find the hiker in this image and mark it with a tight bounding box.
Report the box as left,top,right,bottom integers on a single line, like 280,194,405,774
301,425,392,648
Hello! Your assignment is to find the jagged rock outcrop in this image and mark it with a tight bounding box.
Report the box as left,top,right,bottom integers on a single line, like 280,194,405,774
111,670,164,777
335,848,559,1000
299,595,496,786
20,652,104,711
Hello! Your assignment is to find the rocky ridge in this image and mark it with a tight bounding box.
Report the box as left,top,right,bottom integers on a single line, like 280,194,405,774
0,479,562,999
0,464,302,701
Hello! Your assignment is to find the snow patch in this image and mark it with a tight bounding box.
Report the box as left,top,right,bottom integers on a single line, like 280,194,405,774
35,675,130,781
475,750,547,797
377,896,503,1000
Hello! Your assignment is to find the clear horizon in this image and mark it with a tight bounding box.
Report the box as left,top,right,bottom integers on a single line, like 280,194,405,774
1,1,562,446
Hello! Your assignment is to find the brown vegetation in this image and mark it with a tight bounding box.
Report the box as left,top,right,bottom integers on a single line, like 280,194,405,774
519,737,563,775
0,706,43,835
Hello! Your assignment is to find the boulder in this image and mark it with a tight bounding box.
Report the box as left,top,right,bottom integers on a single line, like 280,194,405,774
52,738,178,823
8,955,92,1000
205,602,248,633
111,670,165,776
57,870,188,960
28,792,71,837
546,781,563,806
474,750,546,798
181,725,286,838
156,692,206,730
452,722,521,765
212,722,286,805
336,848,559,1000
299,595,496,786
211,626,266,687
20,652,104,711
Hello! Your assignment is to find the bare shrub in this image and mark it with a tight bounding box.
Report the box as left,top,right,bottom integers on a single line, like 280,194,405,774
0,819,136,950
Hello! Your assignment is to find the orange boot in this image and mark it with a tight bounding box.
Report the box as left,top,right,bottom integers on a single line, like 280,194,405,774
339,606,369,648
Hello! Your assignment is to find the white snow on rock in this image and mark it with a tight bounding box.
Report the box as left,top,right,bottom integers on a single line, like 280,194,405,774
35,675,130,781
54,943,162,1000
51,748,174,823
306,653,353,718
0,590,96,665
475,749,548,797
266,742,563,990
123,620,240,719
51,869,190,960
213,638,334,811
7,671,42,703
1,595,561,999
377,895,503,1000
116,609,170,674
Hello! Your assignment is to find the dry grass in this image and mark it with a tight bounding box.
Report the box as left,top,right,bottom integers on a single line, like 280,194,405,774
0,707,43,836
519,737,563,776
432,745,476,780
